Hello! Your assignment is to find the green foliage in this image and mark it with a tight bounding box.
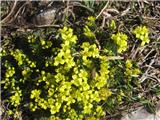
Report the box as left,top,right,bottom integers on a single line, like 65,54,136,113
82,0,107,13
84,25,95,38
109,20,116,30
132,26,150,46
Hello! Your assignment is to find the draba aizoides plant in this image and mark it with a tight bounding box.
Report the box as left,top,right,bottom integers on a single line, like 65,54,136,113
1,17,148,119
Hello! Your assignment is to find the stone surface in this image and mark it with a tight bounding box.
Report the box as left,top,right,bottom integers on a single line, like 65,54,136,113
121,104,160,120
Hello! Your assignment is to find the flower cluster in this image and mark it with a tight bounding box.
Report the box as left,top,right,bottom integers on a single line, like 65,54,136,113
54,27,77,69
111,32,128,53
132,26,150,46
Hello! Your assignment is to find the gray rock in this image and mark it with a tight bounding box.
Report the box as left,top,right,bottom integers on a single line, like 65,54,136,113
121,104,160,120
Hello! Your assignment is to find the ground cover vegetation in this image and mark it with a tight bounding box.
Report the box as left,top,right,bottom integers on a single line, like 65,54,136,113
1,1,160,120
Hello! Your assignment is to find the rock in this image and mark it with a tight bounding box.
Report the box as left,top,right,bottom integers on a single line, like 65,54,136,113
31,8,57,26
121,104,160,120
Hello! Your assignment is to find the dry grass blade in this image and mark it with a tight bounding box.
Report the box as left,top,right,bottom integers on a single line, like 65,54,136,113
96,1,109,19
1,0,18,23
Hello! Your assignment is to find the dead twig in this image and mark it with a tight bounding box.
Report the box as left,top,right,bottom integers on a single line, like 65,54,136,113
8,2,27,24
96,1,109,19
121,7,130,16
140,59,155,83
131,46,140,60
106,56,124,60
33,24,62,28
